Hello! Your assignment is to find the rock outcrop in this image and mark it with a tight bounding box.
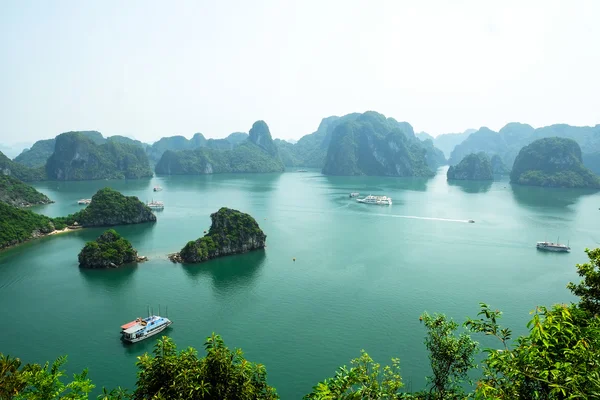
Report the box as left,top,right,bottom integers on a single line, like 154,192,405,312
447,153,493,181
60,187,156,227
490,154,509,175
45,132,152,180
78,229,140,268
0,174,53,207
322,111,434,177
510,137,600,188
170,207,266,263
155,121,284,175
0,151,46,182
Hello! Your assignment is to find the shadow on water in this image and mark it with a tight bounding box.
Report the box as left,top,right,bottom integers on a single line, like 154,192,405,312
322,175,431,192
181,250,266,294
511,184,599,210
33,178,153,195
120,325,175,355
79,265,138,290
159,173,283,194
447,179,493,194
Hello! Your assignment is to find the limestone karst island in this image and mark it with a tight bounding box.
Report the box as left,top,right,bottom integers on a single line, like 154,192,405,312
2,2,600,399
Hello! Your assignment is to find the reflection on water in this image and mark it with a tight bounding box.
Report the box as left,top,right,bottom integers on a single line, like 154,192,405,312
160,173,283,194
322,175,431,192
79,265,138,289
511,184,598,210
448,179,493,193
181,250,266,294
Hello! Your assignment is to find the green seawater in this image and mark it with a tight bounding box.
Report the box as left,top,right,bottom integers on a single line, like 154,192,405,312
1,168,599,397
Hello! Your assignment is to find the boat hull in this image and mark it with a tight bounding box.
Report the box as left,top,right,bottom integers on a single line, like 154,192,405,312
536,246,570,253
122,321,172,343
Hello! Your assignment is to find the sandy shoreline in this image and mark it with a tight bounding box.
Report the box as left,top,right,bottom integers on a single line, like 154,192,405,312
47,226,81,236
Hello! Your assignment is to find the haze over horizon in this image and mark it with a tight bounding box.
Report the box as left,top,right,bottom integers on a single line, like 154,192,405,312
1,0,600,146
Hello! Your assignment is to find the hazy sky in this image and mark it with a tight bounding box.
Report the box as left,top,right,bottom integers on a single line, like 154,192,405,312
1,1,599,145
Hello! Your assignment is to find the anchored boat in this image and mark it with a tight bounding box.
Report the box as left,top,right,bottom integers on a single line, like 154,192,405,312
121,313,172,343
153,186,163,192
77,199,91,205
356,195,392,205
147,200,164,210
536,238,570,252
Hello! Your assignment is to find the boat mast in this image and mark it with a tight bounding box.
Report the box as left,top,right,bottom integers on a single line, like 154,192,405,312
158,304,161,316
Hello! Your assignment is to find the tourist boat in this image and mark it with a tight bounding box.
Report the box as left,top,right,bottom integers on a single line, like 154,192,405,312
153,186,163,192
349,192,360,198
468,219,475,223
121,315,172,343
77,199,91,205
536,239,570,252
147,200,164,210
356,195,392,205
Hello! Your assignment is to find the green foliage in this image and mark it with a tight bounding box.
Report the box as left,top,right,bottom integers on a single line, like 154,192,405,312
466,303,600,399
134,334,278,399
13,139,56,168
55,187,156,227
78,229,137,268
179,207,266,263
490,154,509,175
322,112,434,177
304,351,403,399
45,132,152,180
0,150,47,182
146,134,205,165
510,137,600,188
0,202,56,249
0,174,52,207
420,312,478,399
155,126,284,175
0,353,94,400
567,248,600,316
447,152,493,181
420,139,447,171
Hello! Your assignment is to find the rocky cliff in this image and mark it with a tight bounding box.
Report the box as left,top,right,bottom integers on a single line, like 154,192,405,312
490,154,509,175
155,121,284,175
58,187,156,227
447,153,493,180
78,229,140,268
510,137,600,188
45,132,152,180
171,207,266,263
0,151,46,181
322,111,434,177
0,174,53,207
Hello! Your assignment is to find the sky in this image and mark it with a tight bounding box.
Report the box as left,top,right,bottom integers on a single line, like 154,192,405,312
1,0,600,145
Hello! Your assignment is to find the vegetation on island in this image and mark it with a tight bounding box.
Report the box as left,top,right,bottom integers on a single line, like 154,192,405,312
0,202,65,249
447,152,493,181
13,139,56,168
490,154,509,175
0,151,46,182
78,229,138,268
3,248,600,398
420,138,447,171
55,187,156,227
45,132,153,180
322,111,435,177
0,174,52,207
155,121,284,175
173,207,266,263
510,137,600,188
449,122,600,172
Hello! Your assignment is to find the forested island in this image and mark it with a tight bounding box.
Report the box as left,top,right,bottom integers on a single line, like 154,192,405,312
0,187,155,249
3,249,600,399
78,229,143,268
169,207,266,263
155,121,284,174
447,153,493,180
510,137,600,188
0,174,52,207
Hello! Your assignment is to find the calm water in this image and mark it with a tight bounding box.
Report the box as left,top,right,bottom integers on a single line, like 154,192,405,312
1,168,599,397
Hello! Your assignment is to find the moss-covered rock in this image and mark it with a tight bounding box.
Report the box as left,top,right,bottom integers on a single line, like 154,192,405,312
171,207,266,263
510,137,600,188
447,153,493,180
78,229,139,268
56,187,156,227
0,174,53,207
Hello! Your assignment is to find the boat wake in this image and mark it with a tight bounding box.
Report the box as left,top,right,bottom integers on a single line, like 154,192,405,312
362,212,472,223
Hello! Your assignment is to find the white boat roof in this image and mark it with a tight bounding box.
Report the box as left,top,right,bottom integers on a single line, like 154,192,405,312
123,323,145,334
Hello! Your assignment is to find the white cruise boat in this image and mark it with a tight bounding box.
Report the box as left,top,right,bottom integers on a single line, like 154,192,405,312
147,200,164,210
356,195,392,205
536,240,570,252
77,199,91,205
153,186,163,192
120,315,172,343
